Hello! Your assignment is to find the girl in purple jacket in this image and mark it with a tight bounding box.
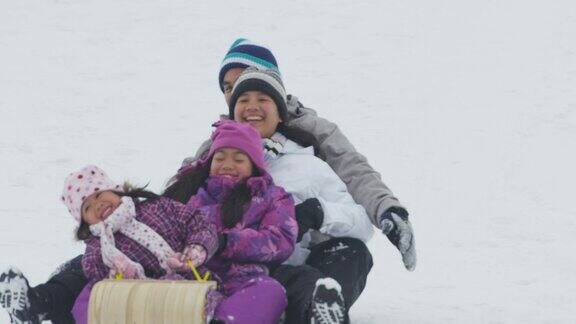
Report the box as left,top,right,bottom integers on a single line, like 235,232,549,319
164,120,298,324
61,165,219,324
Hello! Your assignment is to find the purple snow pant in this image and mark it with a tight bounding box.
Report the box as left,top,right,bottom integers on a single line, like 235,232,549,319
71,284,91,324
212,275,287,324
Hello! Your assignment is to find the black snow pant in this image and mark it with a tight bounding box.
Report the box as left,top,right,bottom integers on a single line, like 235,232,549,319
32,255,87,324
272,237,373,324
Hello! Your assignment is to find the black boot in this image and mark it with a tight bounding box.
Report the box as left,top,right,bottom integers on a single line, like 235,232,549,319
310,278,346,324
0,267,45,324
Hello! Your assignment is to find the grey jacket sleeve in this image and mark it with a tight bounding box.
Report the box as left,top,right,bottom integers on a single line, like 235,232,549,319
284,95,407,228
181,138,212,169
181,115,233,168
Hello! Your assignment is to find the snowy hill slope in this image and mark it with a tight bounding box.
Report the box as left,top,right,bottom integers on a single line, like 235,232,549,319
1,1,575,323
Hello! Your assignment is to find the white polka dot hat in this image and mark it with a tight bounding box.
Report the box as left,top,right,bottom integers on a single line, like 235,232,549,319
61,165,122,223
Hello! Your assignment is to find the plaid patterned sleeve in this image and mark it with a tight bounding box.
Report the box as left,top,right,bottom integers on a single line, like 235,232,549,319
81,238,109,283
168,199,219,259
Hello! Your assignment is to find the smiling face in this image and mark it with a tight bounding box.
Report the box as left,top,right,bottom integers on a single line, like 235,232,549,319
210,148,254,181
81,190,122,225
233,91,282,139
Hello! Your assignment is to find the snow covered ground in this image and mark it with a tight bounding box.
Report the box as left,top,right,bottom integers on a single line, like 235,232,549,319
1,0,575,323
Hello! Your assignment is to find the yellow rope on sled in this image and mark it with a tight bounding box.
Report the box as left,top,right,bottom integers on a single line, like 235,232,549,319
187,260,211,282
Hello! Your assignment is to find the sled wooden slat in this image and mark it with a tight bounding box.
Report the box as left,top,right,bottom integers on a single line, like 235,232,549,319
88,279,217,324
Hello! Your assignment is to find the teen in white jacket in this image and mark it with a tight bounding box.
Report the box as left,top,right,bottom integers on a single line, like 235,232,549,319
265,133,374,266
266,132,373,256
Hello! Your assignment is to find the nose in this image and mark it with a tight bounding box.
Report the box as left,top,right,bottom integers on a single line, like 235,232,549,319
221,162,233,171
245,98,259,111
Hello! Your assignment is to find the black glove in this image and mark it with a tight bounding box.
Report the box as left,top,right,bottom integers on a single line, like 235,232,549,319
380,207,416,271
295,198,324,242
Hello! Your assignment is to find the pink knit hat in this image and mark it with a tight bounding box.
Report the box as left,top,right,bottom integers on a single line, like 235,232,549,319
61,165,122,223
207,120,266,172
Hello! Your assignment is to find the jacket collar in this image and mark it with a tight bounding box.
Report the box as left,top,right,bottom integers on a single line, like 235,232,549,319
274,136,314,156
203,173,274,202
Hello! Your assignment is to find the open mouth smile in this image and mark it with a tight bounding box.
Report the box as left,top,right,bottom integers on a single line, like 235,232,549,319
99,205,114,221
244,115,264,122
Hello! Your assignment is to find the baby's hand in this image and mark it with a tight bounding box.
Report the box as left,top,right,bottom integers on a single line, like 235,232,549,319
111,256,145,279
167,245,207,271
167,252,187,271
184,244,207,267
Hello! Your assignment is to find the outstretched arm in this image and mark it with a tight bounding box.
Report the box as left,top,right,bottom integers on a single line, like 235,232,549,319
286,96,416,270
180,138,212,170
285,95,407,226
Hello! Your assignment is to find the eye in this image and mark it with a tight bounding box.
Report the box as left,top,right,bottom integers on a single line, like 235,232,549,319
223,84,232,93
259,97,270,102
234,153,249,163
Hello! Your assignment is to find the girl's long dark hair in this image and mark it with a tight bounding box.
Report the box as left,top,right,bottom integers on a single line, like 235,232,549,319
76,184,159,241
220,181,252,228
275,95,323,158
163,163,210,204
277,122,322,158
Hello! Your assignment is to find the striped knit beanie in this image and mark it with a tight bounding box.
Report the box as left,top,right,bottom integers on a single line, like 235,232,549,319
219,38,280,92
228,67,287,121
